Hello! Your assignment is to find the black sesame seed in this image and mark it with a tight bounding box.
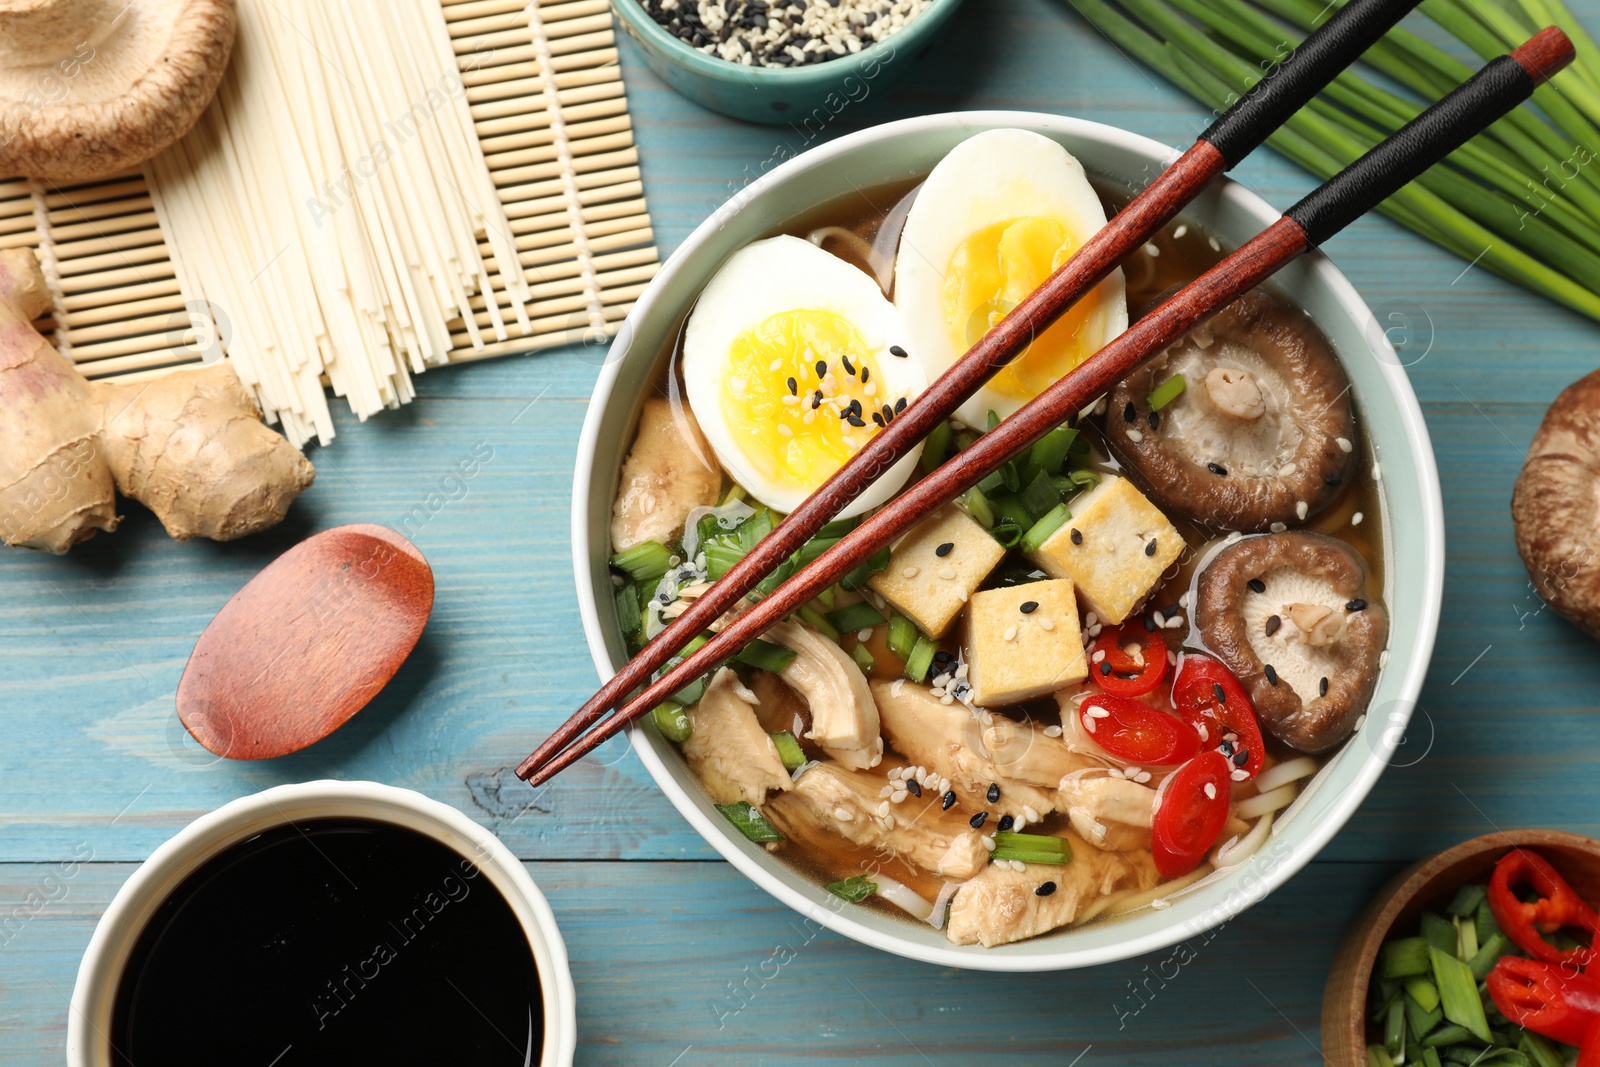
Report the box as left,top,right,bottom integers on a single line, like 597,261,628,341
1208,462,1229,476
815,360,827,379
986,783,1000,804
1145,538,1158,557
1319,676,1329,697
1020,601,1038,614
941,790,956,810
1035,881,1058,897
997,815,1015,832
812,390,822,409
862,367,871,384
1326,473,1343,487
1265,663,1279,686
1143,614,1157,632
1265,614,1282,637
881,404,894,422
786,376,797,395
848,398,862,415
1248,578,1266,594
847,415,865,427
1347,598,1367,612
1100,661,1112,676
1070,528,1083,545
841,355,855,375
1213,682,1227,705
905,779,921,797
935,542,954,557
970,812,988,829
1233,748,1249,768
871,412,885,427
895,397,906,413
1148,410,1160,431
889,345,908,358
1218,739,1234,756
1123,401,1137,423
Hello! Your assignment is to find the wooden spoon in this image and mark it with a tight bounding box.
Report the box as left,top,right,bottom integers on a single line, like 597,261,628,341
176,524,434,759
1322,828,1600,1065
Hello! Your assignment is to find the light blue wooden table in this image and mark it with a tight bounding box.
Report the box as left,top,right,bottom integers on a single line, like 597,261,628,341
4,1,1599,1061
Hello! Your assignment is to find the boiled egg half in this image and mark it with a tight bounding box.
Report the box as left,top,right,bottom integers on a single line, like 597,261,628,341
683,235,926,516
894,128,1128,427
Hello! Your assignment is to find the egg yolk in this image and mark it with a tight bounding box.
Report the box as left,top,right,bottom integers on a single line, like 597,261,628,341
942,216,1104,400
721,309,894,496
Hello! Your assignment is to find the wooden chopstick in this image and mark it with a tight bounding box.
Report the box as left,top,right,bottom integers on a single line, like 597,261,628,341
521,27,1574,787
514,0,1428,783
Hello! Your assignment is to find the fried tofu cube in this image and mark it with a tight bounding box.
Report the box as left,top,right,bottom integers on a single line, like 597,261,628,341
1025,475,1183,625
868,505,1006,638
963,579,1087,706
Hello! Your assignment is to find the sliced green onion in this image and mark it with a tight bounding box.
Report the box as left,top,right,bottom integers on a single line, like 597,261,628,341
1021,503,1071,553
999,461,1022,493
614,582,641,642
1455,913,1478,962
1404,976,1441,1015
1420,1024,1474,1048
828,601,887,632
1444,884,1486,918
798,605,840,641
839,546,890,591
1421,911,1455,953
735,509,775,552
977,469,1006,495
826,875,877,902
1367,1047,1395,1067
610,540,673,583
921,420,953,474
1019,468,1062,520
720,482,746,505
986,410,1001,432
851,641,877,674
1429,946,1491,1042
1405,991,1443,1041
1422,1048,1444,1067
886,613,918,660
1381,937,1433,979
702,538,744,580
962,486,995,528
991,831,1073,865
1384,997,1406,1059
903,636,937,683
753,558,796,599
1519,1032,1565,1067
770,730,806,770
1028,424,1079,474
818,516,860,539
989,521,1024,549
715,801,783,843
812,586,835,611
988,489,1033,529
671,675,707,706
651,701,692,742
1474,896,1501,946
735,638,797,674
1467,933,1510,981
794,535,840,567
1147,373,1188,410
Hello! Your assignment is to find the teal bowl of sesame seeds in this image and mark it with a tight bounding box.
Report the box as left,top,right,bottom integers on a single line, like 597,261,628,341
610,0,966,124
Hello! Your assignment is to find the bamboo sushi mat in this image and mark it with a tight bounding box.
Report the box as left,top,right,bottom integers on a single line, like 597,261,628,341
0,0,657,389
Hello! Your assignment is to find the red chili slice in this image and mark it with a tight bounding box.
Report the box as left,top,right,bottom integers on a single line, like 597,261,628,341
1151,751,1233,880
1489,849,1600,968
1091,623,1169,697
1486,957,1600,1046
1171,653,1265,779
1581,1017,1600,1067
1080,693,1200,766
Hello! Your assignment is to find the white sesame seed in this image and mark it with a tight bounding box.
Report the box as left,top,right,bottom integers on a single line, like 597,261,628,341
1023,805,1040,823
940,693,954,705
888,766,903,780
834,807,853,821
777,424,793,437
768,359,782,372
781,393,799,406
1337,437,1353,453
937,566,957,580
1174,225,1188,238
1144,242,1160,257
857,628,873,641
1352,511,1364,526
1092,650,1107,664
955,663,968,680
864,383,877,397
901,565,920,579
877,801,890,817
1166,616,1183,630
1153,611,1166,628
1039,617,1055,631
1208,235,1222,251
1354,714,1368,731
1197,723,1209,742
1231,768,1249,782
1088,706,1111,719
1085,613,1098,629
1279,462,1297,477
982,835,997,850
1179,592,1192,611
1296,500,1309,521
1084,717,1097,733
1379,650,1390,668
1004,625,1018,642
1136,771,1153,783
1270,521,1287,533
938,777,951,794
1043,725,1063,737
1127,429,1145,443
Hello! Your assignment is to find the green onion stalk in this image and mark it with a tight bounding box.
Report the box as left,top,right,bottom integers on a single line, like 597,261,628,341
1059,0,1600,321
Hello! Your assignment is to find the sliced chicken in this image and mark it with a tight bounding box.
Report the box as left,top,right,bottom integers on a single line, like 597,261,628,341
945,832,1151,947
765,763,987,880
680,668,792,808
872,679,1096,820
1058,773,1157,852
766,621,882,770
610,398,721,552
745,669,811,739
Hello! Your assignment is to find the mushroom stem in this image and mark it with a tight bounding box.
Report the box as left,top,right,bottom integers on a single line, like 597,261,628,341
0,0,122,59
1204,367,1266,421
1286,602,1343,646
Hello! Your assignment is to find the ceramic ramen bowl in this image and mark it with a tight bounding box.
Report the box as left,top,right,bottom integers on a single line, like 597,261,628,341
572,111,1445,971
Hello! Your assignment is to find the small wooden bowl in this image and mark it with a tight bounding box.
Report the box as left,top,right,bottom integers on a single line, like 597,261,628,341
1322,829,1600,1065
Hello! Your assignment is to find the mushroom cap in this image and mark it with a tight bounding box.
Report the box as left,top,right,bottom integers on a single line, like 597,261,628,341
0,0,236,184
1195,531,1387,753
1512,368,1600,641
1109,290,1356,533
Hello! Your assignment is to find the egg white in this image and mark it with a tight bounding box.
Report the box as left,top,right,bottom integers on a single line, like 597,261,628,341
893,128,1129,427
683,235,925,516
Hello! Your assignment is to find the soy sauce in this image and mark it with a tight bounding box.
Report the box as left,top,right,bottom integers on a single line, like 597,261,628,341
110,818,542,1066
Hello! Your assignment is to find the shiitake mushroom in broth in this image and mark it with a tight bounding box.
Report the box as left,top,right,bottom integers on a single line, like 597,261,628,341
604,129,1386,948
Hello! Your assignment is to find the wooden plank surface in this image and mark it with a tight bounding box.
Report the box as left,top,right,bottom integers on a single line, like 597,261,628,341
4,0,1600,1061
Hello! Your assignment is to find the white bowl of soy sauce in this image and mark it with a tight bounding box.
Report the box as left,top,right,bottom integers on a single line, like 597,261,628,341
68,780,576,1067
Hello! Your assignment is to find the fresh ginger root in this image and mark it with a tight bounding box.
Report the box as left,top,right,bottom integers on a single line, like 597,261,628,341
0,248,314,553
